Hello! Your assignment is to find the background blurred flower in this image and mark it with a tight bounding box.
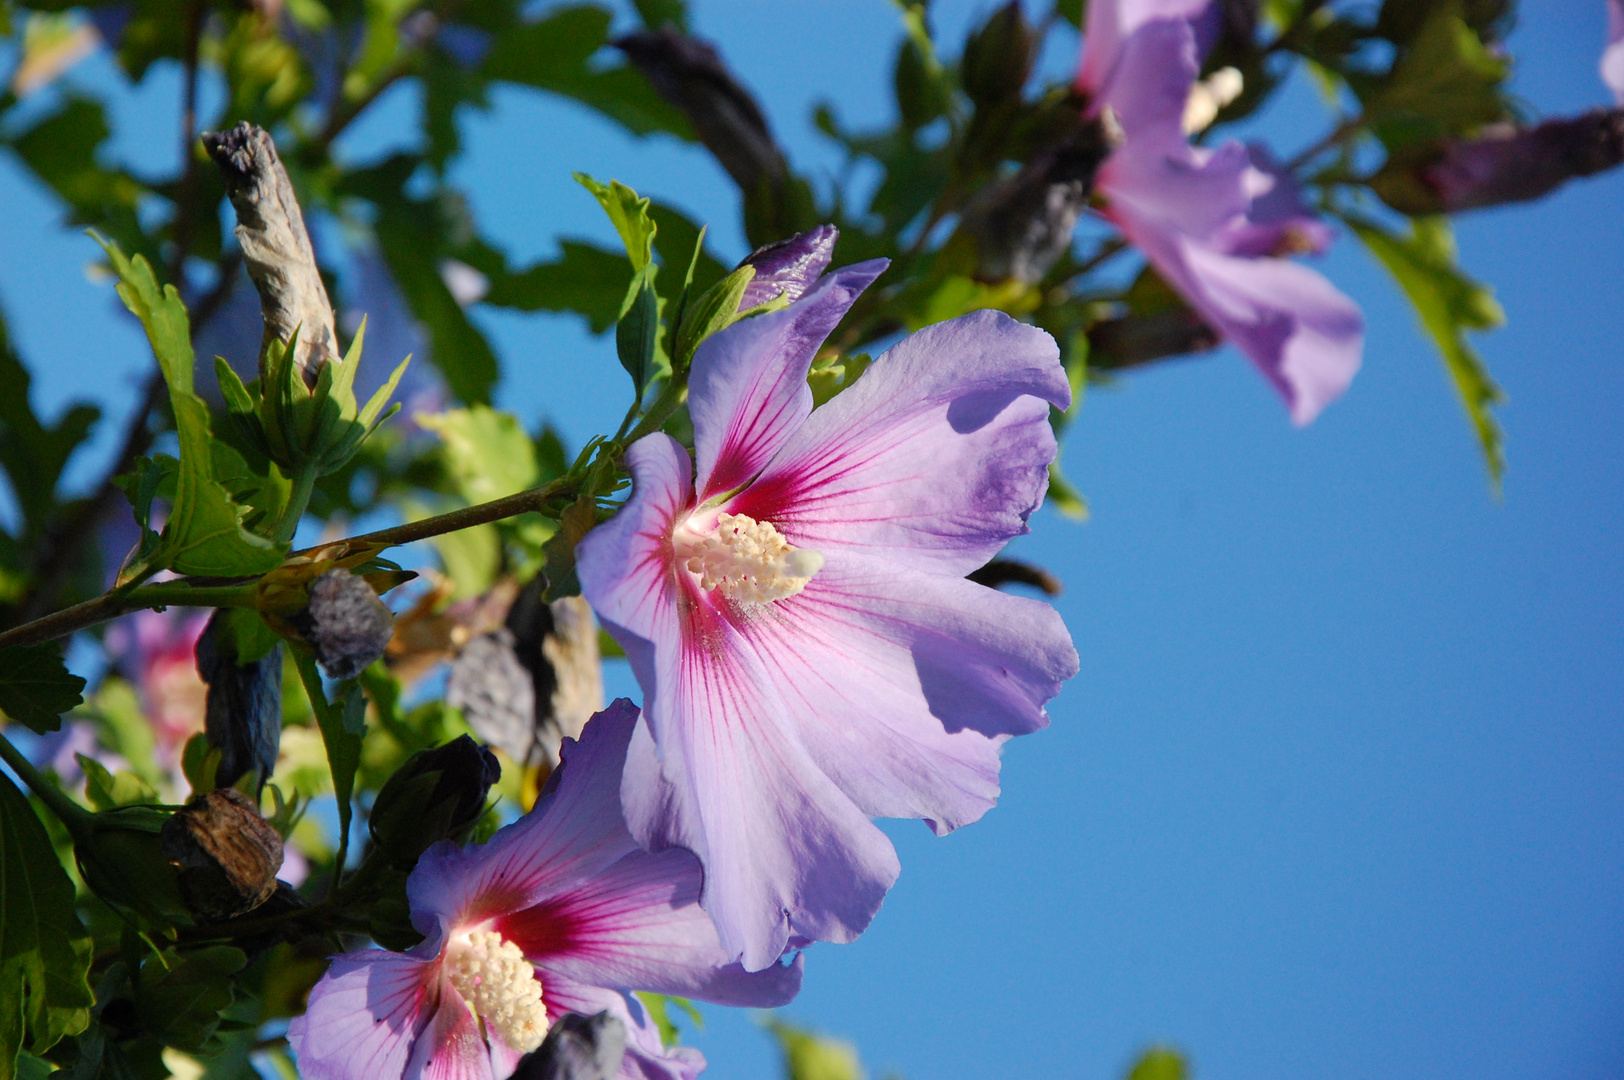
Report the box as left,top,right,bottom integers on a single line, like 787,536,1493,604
1077,0,1364,424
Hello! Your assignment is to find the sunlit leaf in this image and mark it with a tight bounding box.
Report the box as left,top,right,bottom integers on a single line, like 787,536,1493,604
1347,215,1505,486
98,241,285,576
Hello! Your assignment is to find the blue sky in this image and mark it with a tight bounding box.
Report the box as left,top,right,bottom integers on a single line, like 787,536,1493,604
2,2,1622,1078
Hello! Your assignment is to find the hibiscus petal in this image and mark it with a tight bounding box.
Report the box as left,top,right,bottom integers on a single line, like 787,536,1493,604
577,435,691,650
540,976,705,1080
289,950,438,1080
733,553,1077,831
1179,241,1363,424
498,847,803,1007
736,308,1067,577
689,261,886,503
1076,0,1219,96
403,990,494,1080
617,600,900,972
407,702,643,947
1095,21,1255,240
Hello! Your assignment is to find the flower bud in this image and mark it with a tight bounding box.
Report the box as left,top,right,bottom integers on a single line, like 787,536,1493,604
76,806,191,924
160,788,284,921
737,225,836,311
195,611,283,789
511,1012,627,1080
296,569,395,680
958,114,1112,283
960,1,1035,108
614,28,786,198
368,735,500,867
1373,109,1624,216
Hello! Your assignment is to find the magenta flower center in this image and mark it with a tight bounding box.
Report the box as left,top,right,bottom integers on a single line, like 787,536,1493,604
674,511,824,605
444,929,548,1052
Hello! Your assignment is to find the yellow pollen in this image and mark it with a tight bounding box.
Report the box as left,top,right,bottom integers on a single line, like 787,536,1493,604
1182,66,1244,135
445,930,548,1053
679,512,823,604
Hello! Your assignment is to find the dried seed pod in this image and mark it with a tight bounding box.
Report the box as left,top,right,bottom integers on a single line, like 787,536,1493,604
160,788,284,921
195,610,283,789
299,569,395,680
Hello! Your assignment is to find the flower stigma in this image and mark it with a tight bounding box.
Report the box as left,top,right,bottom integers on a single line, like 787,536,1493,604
677,512,824,604
445,930,548,1053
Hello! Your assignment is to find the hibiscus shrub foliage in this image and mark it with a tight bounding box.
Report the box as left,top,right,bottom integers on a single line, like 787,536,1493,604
0,0,1615,1078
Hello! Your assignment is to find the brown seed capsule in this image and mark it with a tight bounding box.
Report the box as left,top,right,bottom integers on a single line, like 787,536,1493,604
160,788,284,921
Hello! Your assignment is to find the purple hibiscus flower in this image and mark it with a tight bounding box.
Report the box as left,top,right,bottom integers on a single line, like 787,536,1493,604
288,701,799,1080
1076,0,1364,425
576,260,1079,971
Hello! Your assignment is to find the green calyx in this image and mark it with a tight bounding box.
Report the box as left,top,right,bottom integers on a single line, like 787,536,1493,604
218,317,409,478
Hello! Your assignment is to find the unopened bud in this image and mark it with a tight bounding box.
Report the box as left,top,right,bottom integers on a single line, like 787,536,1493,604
737,225,837,311
960,1,1035,108
511,1012,627,1080
615,28,786,195
959,114,1112,283
297,569,394,680
1373,109,1624,216
160,788,284,921
196,611,282,789
369,735,500,867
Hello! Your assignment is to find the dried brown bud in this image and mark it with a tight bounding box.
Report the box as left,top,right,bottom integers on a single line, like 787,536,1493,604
1373,109,1624,216
160,788,284,921
958,114,1112,284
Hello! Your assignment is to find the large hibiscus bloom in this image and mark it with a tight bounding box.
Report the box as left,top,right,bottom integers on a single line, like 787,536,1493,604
577,261,1080,971
288,701,799,1080
1078,0,1364,424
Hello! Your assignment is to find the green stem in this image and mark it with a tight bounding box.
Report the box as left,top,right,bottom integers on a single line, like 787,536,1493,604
622,376,689,446
271,461,320,545
130,581,260,609
315,478,570,553
0,728,94,837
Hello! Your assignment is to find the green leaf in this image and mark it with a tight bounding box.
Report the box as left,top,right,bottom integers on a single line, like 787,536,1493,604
1347,215,1505,485
416,406,541,505
482,6,695,140
133,946,247,1053
97,241,285,576
1363,0,1508,149
74,756,157,812
10,98,144,238
0,769,94,1077
634,994,701,1048
0,313,100,543
375,221,499,404
1126,1047,1188,1080
0,644,86,735
632,0,688,31
765,1021,864,1080
616,266,663,396
674,265,755,372
574,174,658,270
484,241,633,333
293,653,364,870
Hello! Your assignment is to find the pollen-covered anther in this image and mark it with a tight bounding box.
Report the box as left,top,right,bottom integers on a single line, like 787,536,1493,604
446,930,548,1053
679,512,824,604
1182,66,1244,135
